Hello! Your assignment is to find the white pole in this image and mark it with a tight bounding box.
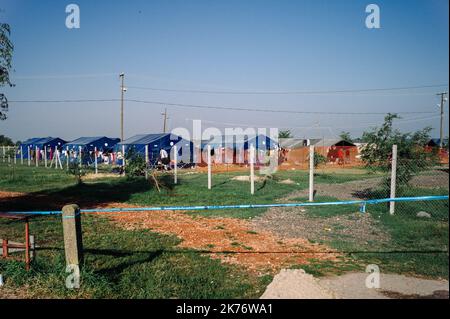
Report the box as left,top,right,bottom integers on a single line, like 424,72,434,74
7,146,10,163
173,145,178,184
94,147,98,174
44,146,48,168
78,146,82,168
66,146,69,169
27,146,30,166
390,144,398,215
122,145,126,176
54,146,58,169
207,145,212,190
2,145,4,162
57,148,63,169
14,146,16,165
20,146,23,165
35,146,39,167
309,145,315,202
49,147,55,168
250,144,255,195
145,144,149,179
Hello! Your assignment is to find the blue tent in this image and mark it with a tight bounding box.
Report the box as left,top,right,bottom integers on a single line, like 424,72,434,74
63,136,120,164
116,133,194,164
201,134,278,151
17,137,67,159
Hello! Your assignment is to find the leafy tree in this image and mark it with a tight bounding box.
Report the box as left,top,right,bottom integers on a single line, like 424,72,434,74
0,134,14,145
278,130,293,139
339,131,353,142
361,113,438,190
0,22,14,120
313,152,327,168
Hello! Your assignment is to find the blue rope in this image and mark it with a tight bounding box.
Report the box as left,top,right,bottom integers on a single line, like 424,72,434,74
1,195,448,216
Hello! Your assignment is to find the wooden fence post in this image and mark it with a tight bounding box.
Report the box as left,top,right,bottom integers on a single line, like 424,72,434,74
62,204,83,267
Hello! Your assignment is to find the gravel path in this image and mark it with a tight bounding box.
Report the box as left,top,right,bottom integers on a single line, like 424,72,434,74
261,269,449,299
251,177,390,244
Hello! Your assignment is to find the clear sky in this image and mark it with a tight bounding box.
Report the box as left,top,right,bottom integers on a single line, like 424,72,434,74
0,0,448,142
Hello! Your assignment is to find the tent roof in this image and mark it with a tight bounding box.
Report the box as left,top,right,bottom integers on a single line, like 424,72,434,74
65,136,117,146
310,139,355,147
21,137,65,146
117,133,170,146
427,138,448,146
279,138,307,149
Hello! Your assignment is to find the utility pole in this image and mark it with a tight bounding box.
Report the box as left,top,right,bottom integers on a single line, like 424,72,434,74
119,73,126,141
161,108,169,133
437,92,448,148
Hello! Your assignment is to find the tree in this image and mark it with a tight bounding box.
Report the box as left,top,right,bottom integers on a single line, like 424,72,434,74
278,130,293,139
1,22,14,120
0,134,14,146
339,131,353,142
361,113,438,190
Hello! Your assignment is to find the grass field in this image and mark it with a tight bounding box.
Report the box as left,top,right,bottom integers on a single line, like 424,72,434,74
0,162,448,298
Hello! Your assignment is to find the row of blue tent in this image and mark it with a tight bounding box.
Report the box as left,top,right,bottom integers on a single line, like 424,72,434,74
17,133,278,165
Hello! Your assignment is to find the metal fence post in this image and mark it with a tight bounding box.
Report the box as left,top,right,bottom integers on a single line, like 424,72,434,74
122,145,126,176
250,144,255,195
94,147,98,174
145,144,149,179
44,146,48,168
35,146,39,167
207,145,212,190
390,144,398,215
309,145,315,202
173,144,178,184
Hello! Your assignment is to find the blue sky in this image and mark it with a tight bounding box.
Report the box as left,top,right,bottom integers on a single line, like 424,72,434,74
0,0,448,141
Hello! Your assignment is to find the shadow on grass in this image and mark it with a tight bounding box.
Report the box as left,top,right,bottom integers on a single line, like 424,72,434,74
0,178,155,212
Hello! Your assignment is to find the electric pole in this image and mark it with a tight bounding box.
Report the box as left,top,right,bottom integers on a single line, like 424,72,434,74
437,92,448,148
119,73,126,141
161,108,169,133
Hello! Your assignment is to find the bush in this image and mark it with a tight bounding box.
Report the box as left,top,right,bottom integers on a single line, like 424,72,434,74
125,147,147,177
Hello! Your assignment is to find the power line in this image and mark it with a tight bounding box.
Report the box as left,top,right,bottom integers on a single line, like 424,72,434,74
125,99,438,115
126,83,449,95
9,98,440,115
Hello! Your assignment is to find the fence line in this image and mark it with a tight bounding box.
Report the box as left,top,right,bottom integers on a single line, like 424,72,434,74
2,195,448,216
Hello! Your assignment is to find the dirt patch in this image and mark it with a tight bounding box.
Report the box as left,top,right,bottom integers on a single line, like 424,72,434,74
82,173,121,180
0,285,31,299
318,272,449,299
261,270,449,299
278,179,296,185
251,206,390,246
284,178,383,201
231,175,265,182
89,203,337,273
410,169,449,190
260,269,334,299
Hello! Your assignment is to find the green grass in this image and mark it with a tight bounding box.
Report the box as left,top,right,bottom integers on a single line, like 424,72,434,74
0,215,270,298
0,163,380,218
1,162,448,294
